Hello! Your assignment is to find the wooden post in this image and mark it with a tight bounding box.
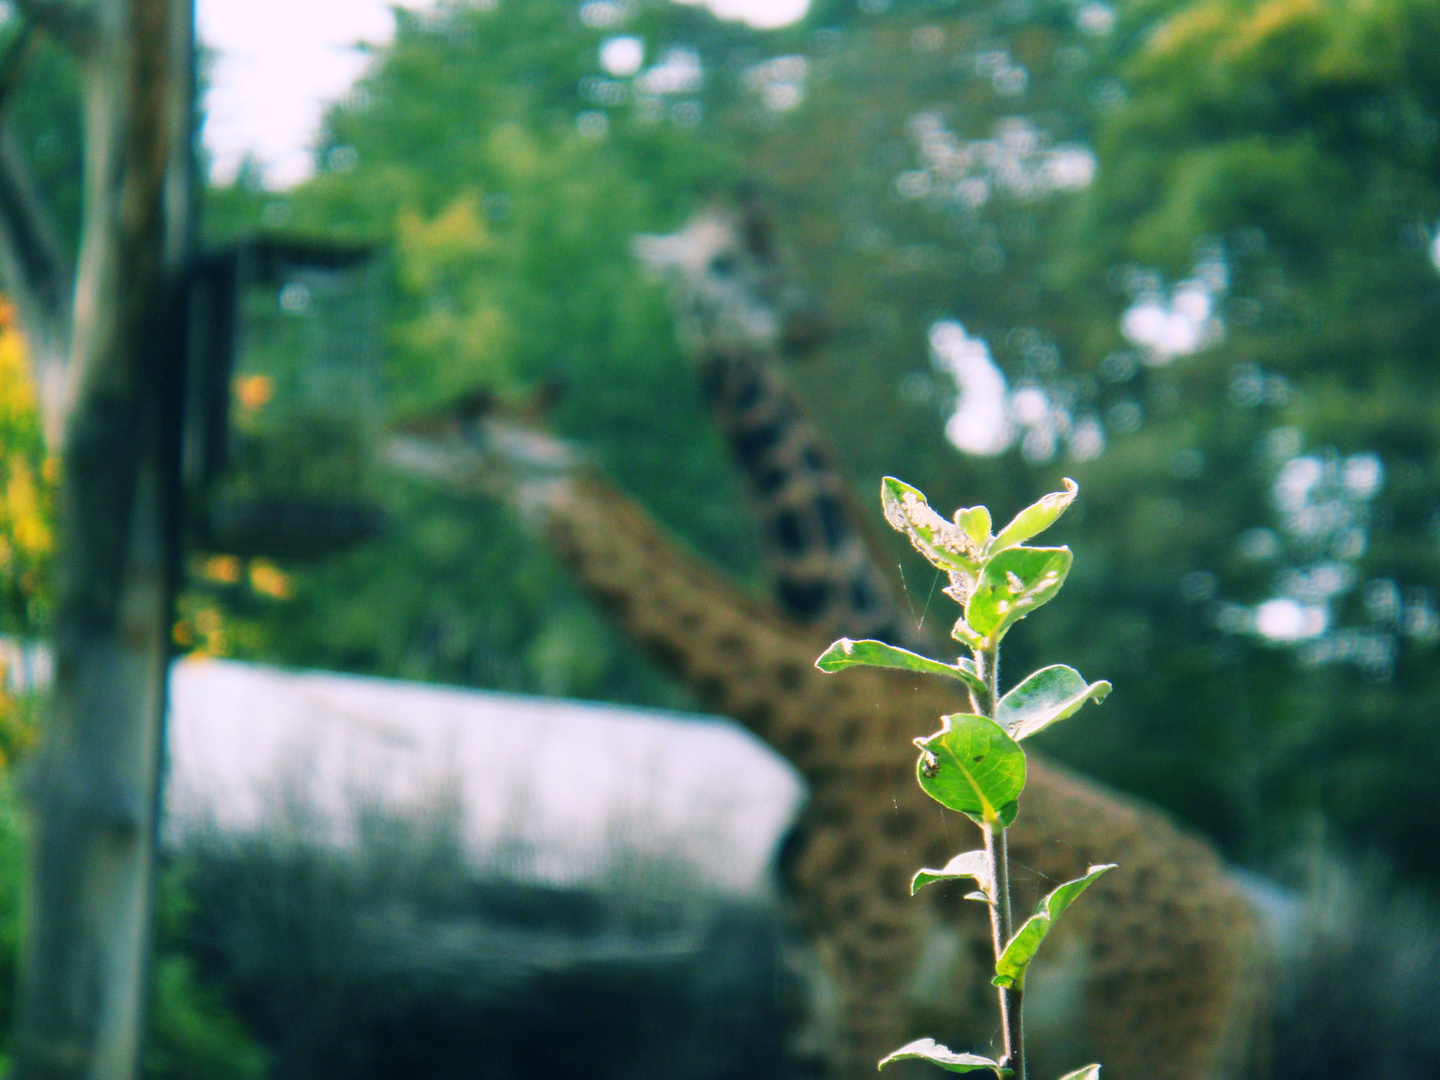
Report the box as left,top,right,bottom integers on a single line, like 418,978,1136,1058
0,0,194,1077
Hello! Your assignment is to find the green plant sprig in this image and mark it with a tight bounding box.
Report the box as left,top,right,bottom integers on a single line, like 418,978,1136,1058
817,477,1113,1080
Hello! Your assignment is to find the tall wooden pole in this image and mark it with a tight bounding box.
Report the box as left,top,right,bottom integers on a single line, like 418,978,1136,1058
0,1,194,1077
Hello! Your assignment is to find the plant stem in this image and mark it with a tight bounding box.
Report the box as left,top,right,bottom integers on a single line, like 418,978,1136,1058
976,645,1025,1080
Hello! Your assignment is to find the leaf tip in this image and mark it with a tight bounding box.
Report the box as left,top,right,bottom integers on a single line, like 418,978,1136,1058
814,638,855,672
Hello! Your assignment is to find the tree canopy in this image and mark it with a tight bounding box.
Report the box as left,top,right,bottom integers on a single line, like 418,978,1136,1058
6,0,1440,886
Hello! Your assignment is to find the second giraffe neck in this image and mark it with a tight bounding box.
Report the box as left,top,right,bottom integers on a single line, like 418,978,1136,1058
699,347,932,651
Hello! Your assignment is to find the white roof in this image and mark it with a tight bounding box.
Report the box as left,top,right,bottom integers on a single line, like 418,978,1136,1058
164,658,806,895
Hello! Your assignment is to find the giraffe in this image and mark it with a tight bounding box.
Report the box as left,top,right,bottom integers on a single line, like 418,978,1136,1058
625,205,1275,1078
632,202,1271,1076
386,402,1269,1080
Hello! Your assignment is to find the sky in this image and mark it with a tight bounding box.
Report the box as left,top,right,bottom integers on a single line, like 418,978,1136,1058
198,0,809,189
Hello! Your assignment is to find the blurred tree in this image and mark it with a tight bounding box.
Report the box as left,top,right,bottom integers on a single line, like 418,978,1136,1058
0,310,266,1079
196,0,773,703
747,0,1440,882
1053,0,1440,878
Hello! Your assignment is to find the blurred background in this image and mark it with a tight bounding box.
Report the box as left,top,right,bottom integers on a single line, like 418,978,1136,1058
1,0,1439,1074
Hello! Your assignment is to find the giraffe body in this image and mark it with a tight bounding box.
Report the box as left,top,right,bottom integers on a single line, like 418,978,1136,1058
387,205,1271,1079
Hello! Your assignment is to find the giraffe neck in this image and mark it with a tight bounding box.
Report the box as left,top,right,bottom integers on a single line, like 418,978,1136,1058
697,348,932,652
697,347,915,646
388,413,958,774
638,205,933,651
486,456,957,775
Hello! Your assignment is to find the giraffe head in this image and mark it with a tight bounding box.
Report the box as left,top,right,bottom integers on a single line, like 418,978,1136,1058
385,385,585,522
633,202,824,358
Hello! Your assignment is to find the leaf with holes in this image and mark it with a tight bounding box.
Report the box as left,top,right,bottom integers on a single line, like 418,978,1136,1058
912,849,993,899
1056,1067,1101,1080
993,865,1115,990
965,547,1072,643
914,713,1026,825
879,1039,1012,1076
881,477,980,575
996,665,1111,741
816,638,985,696
990,478,1079,552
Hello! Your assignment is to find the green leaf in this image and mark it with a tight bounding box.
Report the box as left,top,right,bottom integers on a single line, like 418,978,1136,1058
965,547,1072,643
878,1039,1012,1076
881,477,980,575
1055,1067,1101,1080
914,714,1026,824
816,638,985,696
990,478,1079,552
996,665,1112,741
912,849,993,898
956,505,992,550
993,865,1115,991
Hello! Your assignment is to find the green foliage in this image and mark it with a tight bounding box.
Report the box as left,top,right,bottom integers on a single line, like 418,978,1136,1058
1048,0,1440,876
991,481,1080,554
882,477,984,575
143,954,268,1080
0,774,26,1062
996,666,1111,741
880,476,1079,648
0,305,54,640
992,865,1115,991
816,638,985,695
965,547,1073,647
910,850,992,899
913,714,1026,827
819,478,1108,1078
725,0,1440,889
879,1038,1012,1076
168,796,790,1080
194,0,774,707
